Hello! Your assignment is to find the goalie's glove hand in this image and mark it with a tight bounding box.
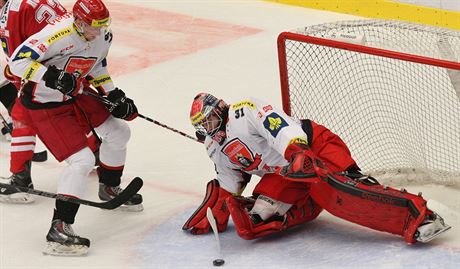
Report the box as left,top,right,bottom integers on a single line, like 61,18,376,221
182,179,232,235
106,88,138,121
279,143,326,182
43,65,78,96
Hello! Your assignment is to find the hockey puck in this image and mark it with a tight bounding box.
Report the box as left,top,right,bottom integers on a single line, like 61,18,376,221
213,259,225,266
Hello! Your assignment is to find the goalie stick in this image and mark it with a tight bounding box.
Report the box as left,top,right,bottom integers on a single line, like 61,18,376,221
206,207,225,267
0,177,143,209
82,90,202,144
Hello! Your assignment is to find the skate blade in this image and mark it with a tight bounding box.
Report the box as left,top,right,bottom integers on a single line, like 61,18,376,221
42,242,89,256
115,203,144,212
0,193,35,204
100,203,144,212
417,225,452,243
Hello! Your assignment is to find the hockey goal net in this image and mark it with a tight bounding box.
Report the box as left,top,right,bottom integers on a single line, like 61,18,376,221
277,19,460,187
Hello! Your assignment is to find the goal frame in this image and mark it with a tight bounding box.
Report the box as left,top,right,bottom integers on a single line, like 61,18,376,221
277,32,460,116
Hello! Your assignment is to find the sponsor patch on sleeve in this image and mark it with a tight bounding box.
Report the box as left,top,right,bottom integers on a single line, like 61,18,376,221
12,46,40,61
263,112,289,137
23,61,43,80
288,137,308,146
89,75,112,88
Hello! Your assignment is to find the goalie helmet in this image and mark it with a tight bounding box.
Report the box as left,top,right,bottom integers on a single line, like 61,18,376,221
190,93,228,144
73,0,110,28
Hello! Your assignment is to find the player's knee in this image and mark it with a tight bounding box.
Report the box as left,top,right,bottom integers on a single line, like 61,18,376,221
117,120,131,143
107,118,131,146
66,147,95,175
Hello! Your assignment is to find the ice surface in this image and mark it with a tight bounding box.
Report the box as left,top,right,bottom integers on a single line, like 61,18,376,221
0,1,458,268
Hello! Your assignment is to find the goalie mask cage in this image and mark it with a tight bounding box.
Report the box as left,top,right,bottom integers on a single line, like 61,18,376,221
277,19,460,186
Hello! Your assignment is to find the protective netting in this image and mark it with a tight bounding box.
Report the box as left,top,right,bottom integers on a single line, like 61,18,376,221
279,19,460,186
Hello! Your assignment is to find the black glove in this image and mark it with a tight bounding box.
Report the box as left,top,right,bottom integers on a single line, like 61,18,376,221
43,65,78,95
106,88,138,121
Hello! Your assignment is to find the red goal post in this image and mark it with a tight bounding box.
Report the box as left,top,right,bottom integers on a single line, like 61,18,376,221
277,19,460,186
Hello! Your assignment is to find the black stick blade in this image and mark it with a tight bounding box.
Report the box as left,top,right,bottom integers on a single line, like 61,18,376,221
102,177,144,209
32,150,48,162
0,177,143,210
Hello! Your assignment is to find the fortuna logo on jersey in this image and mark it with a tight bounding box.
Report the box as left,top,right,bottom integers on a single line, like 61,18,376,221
222,138,262,172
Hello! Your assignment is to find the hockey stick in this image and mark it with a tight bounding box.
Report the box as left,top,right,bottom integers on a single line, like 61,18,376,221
31,150,48,162
0,110,12,135
206,207,225,267
0,177,143,209
82,90,202,144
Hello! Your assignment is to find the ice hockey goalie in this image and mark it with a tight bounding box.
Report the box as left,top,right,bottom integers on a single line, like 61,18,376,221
183,92,451,244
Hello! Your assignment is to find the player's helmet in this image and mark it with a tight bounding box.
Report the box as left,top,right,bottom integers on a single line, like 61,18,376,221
73,0,110,28
190,93,228,141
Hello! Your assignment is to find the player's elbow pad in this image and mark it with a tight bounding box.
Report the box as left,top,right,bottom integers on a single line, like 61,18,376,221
182,179,232,235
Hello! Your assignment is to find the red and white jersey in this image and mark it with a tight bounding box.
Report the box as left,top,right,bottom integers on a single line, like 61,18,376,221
205,97,309,194
0,0,66,58
0,0,66,86
8,13,115,104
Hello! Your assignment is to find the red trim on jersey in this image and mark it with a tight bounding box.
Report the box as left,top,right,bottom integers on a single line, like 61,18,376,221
99,161,124,171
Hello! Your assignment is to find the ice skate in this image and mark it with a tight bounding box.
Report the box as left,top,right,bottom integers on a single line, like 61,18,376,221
99,183,143,212
43,219,90,256
0,170,34,204
415,213,451,243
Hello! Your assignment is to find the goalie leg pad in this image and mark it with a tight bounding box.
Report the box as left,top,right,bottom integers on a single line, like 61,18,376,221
182,179,232,235
310,173,432,243
226,196,284,240
227,194,322,240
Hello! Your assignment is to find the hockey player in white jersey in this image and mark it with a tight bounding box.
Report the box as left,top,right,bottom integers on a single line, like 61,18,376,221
183,92,450,244
8,0,142,256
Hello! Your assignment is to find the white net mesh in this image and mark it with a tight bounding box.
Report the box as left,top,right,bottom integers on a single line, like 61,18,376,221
279,19,460,186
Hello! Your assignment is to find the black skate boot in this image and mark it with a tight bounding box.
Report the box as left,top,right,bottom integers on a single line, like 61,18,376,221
99,183,144,212
97,166,143,212
43,219,90,256
0,164,34,204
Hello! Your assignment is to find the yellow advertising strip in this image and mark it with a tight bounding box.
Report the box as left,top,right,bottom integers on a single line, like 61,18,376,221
265,0,460,31
89,75,112,88
23,61,42,80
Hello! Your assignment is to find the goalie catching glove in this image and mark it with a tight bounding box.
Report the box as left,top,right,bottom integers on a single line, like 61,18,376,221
278,143,327,182
182,179,232,235
106,88,138,121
